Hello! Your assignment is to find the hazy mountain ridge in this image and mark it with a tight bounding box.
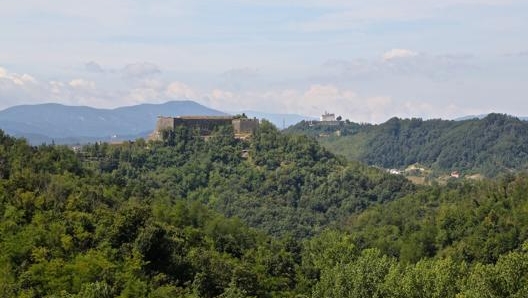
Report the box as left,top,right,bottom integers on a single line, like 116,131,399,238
0,101,227,144
0,101,318,144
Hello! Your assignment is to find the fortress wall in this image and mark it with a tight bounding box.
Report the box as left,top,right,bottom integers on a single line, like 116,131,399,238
153,116,259,140
156,117,176,131
232,118,259,134
173,117,233,134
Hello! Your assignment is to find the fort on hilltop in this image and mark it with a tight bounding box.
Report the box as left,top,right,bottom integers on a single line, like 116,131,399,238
150,115,259,140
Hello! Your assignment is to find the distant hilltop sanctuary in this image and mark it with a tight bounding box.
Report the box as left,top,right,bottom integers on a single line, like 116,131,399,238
309,111,342,126
320,111,336,122
150,115,259,140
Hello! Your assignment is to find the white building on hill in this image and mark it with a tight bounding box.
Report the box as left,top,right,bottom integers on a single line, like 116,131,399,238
321,112,335,122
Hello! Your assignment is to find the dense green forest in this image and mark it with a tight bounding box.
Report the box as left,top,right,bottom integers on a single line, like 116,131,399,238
286,113,528,177
1,122,528,297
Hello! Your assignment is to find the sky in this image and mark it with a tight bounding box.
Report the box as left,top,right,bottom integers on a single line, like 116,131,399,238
0,0,527,123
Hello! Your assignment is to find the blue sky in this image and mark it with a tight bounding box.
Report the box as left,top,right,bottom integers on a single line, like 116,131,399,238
0,0,527,122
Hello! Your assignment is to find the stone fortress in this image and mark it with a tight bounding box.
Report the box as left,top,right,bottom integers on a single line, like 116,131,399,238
150,115,259,140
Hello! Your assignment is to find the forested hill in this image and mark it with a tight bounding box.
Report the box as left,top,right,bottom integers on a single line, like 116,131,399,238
2,123,528,297
286,113,528,177
79,121,414,238
0,123,413,296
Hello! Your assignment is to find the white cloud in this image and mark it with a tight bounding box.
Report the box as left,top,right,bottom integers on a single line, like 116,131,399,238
121,80,201,106
0,67,37,86
0,55,522,123
383,49,419,61
141,78,165,90
200,83,397,123
49,81,65,95
0,66,45,109
200,81,488,123
165,81,197,99
298,85,393,123
69,79,96,90
211,89,235,100
126,88,161,104
0,66,118,109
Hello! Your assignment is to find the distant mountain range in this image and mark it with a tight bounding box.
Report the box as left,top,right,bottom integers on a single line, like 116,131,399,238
0,101,227,144
4,100,526,150
0,101,316,145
